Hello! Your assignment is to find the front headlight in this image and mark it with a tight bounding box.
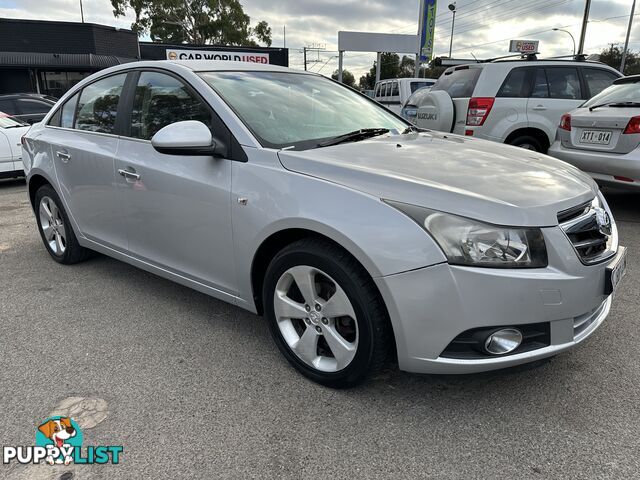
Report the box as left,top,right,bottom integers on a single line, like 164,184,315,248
386,200,548,268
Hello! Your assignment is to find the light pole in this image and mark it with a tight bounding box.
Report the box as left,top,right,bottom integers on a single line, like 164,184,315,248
621,0,636,74
448,3,456,58
553,28,576,56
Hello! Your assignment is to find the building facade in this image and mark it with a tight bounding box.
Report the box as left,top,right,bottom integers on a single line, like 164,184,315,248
0,19,288,98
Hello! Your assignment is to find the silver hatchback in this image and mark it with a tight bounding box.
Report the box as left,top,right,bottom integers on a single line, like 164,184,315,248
549,75,640,190
22,61,626,387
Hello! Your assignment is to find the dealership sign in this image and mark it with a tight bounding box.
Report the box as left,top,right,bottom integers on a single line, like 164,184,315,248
419,0,438,62
509,40,539,54
166,49,270,64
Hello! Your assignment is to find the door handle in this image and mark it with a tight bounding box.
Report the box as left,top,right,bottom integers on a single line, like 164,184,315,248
56,151,71,163
532,105,547,111
118,168,141,181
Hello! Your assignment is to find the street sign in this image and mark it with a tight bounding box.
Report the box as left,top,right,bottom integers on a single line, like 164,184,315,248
509,40,539,53
419,0,438,61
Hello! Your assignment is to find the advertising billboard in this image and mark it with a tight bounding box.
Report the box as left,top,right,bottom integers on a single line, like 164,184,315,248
165,49,270,64
419,0,438,62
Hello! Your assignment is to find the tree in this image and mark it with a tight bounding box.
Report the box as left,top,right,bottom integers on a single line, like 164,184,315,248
332,69,356,88
598,44,640,75
111,0,272,46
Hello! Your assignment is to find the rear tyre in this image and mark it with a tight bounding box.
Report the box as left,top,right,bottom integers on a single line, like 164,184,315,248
507,135,544,153
263,238,392,388
34,184,91,264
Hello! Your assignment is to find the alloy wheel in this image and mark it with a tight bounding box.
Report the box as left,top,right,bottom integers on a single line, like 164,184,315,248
39,196,66,256
273,265,359,372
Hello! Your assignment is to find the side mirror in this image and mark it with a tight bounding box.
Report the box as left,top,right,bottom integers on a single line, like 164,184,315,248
151,120,227,157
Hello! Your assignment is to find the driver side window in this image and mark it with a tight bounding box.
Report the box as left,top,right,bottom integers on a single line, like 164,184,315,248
130,72,212,141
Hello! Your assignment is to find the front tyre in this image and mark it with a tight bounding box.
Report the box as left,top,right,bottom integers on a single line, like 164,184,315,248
263,238,392,388
35,184,91,264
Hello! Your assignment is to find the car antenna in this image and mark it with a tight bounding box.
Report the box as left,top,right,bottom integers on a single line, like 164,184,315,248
470,52,479,63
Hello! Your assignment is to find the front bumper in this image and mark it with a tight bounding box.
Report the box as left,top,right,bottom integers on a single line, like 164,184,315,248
375,226,622,375
549,140,640,189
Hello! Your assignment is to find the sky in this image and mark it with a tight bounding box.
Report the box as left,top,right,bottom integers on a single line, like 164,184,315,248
0,0,638,79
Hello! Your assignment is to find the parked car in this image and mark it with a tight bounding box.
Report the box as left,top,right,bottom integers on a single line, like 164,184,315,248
549,75,640,190
0,113,29,178
413,58,621,152
0,93,57,124
374,77,437,114
22,61,626,387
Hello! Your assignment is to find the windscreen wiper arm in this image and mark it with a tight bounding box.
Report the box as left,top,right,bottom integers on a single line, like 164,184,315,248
589,101,640,111
316,128,389,148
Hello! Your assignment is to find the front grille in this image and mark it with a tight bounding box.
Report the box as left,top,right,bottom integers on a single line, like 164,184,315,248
440,322,550,359
558,197,615,265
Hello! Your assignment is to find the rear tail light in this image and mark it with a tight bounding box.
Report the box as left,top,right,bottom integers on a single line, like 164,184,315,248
466,97,494,126
623,116,640,134
559,113,572,131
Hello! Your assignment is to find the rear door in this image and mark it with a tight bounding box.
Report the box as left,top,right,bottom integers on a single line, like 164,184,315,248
45,72,129,250
527,67,584,144
114,70,237,294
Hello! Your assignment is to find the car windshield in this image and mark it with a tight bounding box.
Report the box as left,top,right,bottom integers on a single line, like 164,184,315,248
582,82,640,107
0,113,27,129
199,71,408,150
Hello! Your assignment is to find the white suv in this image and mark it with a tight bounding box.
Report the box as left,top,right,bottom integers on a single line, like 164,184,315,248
414,59,621,152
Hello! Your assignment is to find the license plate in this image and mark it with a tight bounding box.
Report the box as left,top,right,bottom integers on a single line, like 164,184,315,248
579,129,612,145
605,247,627,295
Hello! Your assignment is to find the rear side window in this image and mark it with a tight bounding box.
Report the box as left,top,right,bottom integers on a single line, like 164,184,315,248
546,67,582,99
61,93,79,129
431,67,481,98
391,81,399,96
497,68,532,98
75,73,127,134
130,71,212,141
531,69,549,98
583,68,619,97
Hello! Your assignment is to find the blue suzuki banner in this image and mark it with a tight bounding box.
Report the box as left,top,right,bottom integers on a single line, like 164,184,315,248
419,0,438,62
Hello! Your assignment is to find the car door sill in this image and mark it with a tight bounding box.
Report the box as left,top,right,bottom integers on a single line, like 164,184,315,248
79,237,243,307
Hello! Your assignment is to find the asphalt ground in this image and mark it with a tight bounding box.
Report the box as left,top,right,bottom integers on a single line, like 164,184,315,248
1,178,639,479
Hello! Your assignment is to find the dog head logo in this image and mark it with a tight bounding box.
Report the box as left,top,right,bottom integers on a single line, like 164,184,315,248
35,416,83,465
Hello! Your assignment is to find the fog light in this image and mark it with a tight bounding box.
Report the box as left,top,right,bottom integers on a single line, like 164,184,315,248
484,328,523,355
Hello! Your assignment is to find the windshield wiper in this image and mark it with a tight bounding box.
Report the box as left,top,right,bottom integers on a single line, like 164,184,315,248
402,125,428,134
316,128,389,148
589,101,640,111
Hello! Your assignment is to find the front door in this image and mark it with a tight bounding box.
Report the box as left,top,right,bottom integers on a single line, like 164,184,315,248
46,73,129,250
114,71,236,295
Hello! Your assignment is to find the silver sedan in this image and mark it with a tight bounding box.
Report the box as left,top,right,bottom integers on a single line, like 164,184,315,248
549,75,640,190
